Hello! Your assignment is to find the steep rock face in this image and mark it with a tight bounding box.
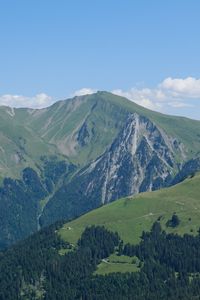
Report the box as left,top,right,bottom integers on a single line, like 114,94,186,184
41,113,184,226
75,113,180,202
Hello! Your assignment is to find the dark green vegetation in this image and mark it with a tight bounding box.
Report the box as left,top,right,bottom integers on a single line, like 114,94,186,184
1,92,200,248
1,220,200,299
0,158,75,249
166,213,180,228
0,167,46,249
0,224,119,299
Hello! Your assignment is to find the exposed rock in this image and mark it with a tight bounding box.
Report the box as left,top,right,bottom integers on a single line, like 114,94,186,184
77,113,182,203
41,113,185,227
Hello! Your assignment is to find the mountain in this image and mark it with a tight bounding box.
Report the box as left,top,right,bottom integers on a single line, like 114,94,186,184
1,91,200,178
1,174,200,299
1,91,200,248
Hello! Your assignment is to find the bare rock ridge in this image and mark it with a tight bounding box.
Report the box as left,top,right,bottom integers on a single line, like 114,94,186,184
40,112,187,227
82,113,180,201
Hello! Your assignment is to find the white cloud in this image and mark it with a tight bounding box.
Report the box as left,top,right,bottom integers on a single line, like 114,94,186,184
112,77,200,113
160,77,200,98
72,88,96,97
112,88,162,110
0,93,53,109
0,88,97,109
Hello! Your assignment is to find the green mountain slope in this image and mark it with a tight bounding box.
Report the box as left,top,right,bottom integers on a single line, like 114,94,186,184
1,91,200,248
26,91,200,162
59,173,200,245
1,91,200,178
0,106,58,179
26,94,127,165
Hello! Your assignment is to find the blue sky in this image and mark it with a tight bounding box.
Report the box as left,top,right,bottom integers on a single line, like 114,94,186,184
0,0,200,119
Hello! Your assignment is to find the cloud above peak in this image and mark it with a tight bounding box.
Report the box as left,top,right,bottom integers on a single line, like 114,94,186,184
112,88,163,111
72,88,96,97
112,77,200,114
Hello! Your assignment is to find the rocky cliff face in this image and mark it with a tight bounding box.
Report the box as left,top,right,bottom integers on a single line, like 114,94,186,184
41,113,186,226
80,113,180,202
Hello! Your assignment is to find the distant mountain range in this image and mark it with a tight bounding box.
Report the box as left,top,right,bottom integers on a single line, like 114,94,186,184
0,91,200,248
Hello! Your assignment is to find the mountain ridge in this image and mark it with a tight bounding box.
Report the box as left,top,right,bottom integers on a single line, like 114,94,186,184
0,91,200,178
0,91,200,248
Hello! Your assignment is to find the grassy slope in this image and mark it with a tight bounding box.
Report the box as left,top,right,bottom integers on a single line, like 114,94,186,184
26,94,127,166
0,107,57,178
95,254,140,275
59,173,200,246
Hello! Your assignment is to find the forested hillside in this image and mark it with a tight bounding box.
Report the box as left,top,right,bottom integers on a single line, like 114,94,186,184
1,221,200,299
